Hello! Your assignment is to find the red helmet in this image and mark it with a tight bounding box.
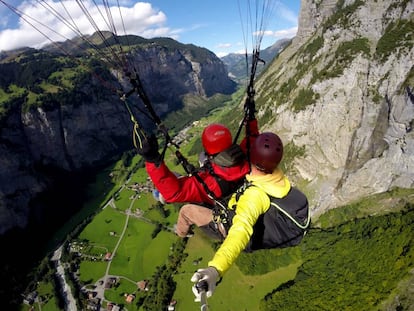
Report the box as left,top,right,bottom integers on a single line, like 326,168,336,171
202,124,232,155
251,132,283,173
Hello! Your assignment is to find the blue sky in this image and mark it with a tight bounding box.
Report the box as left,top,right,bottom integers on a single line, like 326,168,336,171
0,0,300,56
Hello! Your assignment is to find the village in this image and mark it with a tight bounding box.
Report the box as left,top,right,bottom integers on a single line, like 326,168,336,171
22,121,201,311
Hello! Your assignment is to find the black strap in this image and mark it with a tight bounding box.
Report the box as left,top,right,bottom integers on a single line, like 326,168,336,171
231,184,310,231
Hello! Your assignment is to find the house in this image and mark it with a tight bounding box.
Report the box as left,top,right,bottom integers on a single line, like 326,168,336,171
104,252,112,261
87,291,97,299
125,293,135,303
137,279,149,291
107,302,121,311
23,291,38,305
105,277,118,289
86,298,100,310
168,299,177,311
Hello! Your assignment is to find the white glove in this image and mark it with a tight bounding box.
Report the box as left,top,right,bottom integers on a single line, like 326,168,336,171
191,267,220,300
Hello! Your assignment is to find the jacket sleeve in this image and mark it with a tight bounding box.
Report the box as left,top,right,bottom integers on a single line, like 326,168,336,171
146,161,220,204
207,187,270,275
247,118,260,137
240,118,259,153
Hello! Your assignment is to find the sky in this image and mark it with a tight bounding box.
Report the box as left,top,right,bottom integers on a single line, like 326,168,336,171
0,0,301,57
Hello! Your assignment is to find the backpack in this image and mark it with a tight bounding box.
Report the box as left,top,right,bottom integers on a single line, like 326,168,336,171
212,143,246,168
228,183,310,252
200,143,247,201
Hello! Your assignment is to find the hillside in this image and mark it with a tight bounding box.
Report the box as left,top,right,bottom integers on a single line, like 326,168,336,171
220,0,414,217
0,34,237,236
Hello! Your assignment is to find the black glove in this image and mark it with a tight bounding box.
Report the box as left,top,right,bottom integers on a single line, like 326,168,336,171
137,134,161,165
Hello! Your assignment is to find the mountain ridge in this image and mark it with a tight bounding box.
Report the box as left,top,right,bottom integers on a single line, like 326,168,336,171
0,34,236,235
220,38,292,82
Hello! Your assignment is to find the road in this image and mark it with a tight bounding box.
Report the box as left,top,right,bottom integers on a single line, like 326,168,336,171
51,246,77,311
92,195,135,302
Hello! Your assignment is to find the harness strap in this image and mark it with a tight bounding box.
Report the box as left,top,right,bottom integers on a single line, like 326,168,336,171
198,159,244,222
175,152,233,228
270,201,311,230
225,183,311,232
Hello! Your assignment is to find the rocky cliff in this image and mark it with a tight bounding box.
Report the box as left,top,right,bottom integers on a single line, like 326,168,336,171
0,37,236,235
254,0,414,217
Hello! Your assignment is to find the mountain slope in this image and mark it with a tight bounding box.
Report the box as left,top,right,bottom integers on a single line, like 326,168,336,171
221,38,291,82
0,35,236,235
242,0,414,216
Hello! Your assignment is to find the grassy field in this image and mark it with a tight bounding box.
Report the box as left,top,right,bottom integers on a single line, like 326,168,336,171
173,231,301,311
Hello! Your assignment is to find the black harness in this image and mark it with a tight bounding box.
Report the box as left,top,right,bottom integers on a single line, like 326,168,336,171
226,183,311,252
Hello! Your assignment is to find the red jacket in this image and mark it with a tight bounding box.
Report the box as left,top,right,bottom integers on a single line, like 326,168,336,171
146,119,259,205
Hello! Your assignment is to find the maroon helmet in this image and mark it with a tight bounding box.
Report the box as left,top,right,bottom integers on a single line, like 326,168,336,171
202,124,232,155
251,132,283,173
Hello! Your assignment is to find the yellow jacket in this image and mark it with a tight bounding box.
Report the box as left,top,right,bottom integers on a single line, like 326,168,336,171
208,168,291,276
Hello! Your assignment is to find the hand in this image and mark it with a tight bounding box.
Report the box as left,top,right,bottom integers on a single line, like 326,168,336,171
191,267,220,299
152,189,166,204
136,134,161,165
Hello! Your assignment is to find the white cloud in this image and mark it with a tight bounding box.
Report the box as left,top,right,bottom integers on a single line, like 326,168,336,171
217,43,231,49
0,0,179,51
251,26,297,48
269,26,298,39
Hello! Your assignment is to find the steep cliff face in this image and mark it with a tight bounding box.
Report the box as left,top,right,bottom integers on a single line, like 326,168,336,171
125,43,236,114
0,38,236,235
0,105,47,231
294,0,337,44
255,0,414,216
